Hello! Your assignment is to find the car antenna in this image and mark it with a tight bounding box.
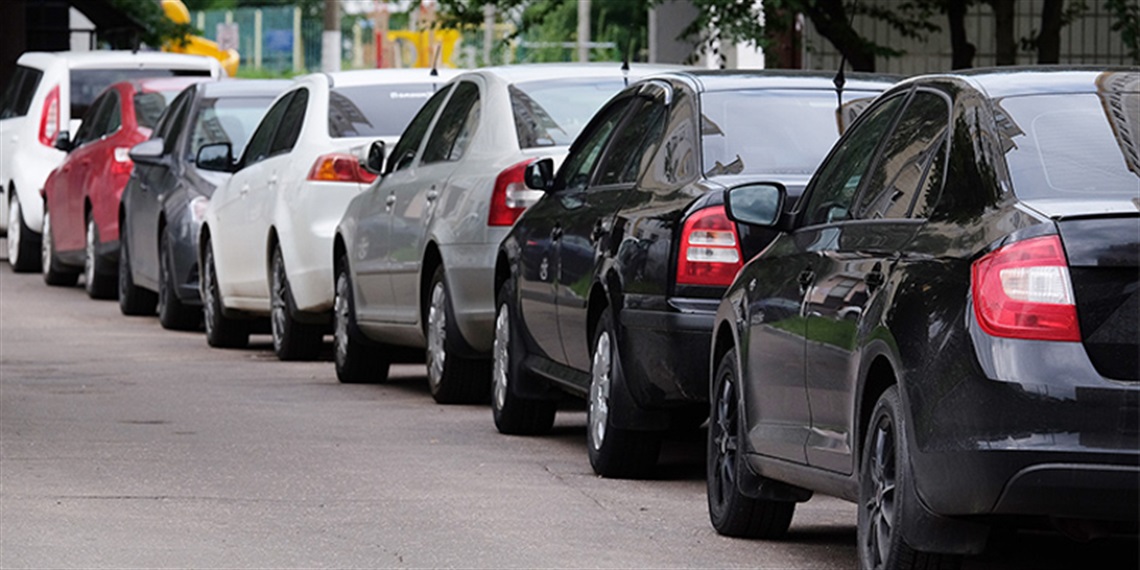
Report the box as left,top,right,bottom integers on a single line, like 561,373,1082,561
834,0,860,112
621,45,630,88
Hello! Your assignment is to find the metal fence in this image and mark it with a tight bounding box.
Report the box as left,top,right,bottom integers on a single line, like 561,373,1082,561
802,0,1137,75
194,7,323,74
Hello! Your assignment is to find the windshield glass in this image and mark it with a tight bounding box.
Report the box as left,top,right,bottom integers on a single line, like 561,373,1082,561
328,84,438,138
70,69,210,120
997,91,1140,201
189,96,276,160
511,77,627,149
700,89,880,176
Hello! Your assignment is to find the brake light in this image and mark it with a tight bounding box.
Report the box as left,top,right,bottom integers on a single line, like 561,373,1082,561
111,147,133,175
38,85,61,147
676,205,743,287
307,153,377,183
971,234,1080,342
488,159,535,227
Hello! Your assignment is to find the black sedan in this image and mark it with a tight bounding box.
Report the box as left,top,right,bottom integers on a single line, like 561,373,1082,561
492,70,896,478
709,67,1139,568
118,79,287,329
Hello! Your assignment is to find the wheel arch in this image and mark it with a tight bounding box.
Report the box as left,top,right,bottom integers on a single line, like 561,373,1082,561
856,352,898,465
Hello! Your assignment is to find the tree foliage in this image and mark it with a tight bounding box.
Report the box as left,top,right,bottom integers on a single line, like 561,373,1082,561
104,0,197,48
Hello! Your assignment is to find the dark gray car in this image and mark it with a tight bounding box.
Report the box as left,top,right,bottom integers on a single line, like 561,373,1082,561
118,79,288,329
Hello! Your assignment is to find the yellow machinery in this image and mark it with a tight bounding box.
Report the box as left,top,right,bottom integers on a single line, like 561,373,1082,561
162,0,240,76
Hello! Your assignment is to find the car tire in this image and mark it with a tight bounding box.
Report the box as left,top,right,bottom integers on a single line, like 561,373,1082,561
707,348,796,538
158,229,200,330
492,279,556,435
270,245,323,361
333,253,390,383
8,193,42,273
858,386,961,570
41,209,79,286
586,308,662,479
202,241,250,348
425,265,489,405
84,214,117,299
117,223,157,316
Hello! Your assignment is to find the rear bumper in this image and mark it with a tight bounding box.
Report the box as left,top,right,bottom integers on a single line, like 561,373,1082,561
619,297,717,407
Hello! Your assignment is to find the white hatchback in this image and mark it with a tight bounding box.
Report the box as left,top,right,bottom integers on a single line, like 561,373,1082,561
0,50,223,272
197,68,457,360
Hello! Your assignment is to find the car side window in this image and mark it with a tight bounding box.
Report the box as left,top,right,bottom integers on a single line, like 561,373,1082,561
161,91,193,155
555,98,632,193
799,94,906,227
270,87,308,156
242,92,292,167
388,85,451,173
0,66,42,119
102,90,122,137
851,90,950,220
594,96,667,186
73,93,110,146
421,81,480,165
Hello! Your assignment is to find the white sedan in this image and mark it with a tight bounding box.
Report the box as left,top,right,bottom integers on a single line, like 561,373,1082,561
196,69,456,359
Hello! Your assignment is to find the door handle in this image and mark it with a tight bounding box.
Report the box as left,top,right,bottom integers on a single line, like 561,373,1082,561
385,194,396,207
426,188,439,202
551,225,563,241
590,220,605,242
864,270,885,291
268,175,278,186
239,184,250,197
797,268,815,293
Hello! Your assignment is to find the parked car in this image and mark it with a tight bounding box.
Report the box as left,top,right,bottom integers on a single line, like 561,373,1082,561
196,69,458,359
118,79,289,328
492,70,896,477
334,63,678,403
0,50,224,272
40,77,213,298
708,67,1139,568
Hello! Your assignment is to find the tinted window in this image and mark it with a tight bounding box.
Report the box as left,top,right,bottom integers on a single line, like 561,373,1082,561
700,89,882,177
595,96,667,185
270,88,307,155
800,94,906,226
103,91,122,135
133,90,177,130
159,89,193,153
422,82,479,164
511,77,628,149
387,85,450,173
73,92,112,145
328,83,438,138
852,91,950,220
188,96,276,162
69,68,209,120
242,93,292,167
0,66,43,119
556,98,631,193
999,91,1140,201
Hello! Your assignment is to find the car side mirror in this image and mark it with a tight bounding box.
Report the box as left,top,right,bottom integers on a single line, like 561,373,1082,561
54,131,73,152
196,142,234,173
724,182,787,228
129,139,166,166
360,140,387,176
525,158,555,191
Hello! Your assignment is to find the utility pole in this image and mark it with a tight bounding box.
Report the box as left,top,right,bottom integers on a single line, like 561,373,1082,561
322,0,341,72
577,0,590,62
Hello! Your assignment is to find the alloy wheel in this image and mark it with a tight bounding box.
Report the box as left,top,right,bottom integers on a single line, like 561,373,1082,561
588,330,613,451
40,211,52,276
492,304,510,411
426,281,447,391
270,252,288,354
865,416,898,568
710,372,738,511
333,270,351,369
202,249,219,336
7,197,20,263
84,218,97,287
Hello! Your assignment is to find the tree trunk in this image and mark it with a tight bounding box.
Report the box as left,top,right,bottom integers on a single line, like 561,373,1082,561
803,0,876,71
1038,0,1064,63
991,0,1017,65
947,0,976,69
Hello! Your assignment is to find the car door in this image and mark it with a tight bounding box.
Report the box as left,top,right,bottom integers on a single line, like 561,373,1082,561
385,81,479,324
352,84,451,322
61,92,117,252
130,88,194,287
803,89,951,473
556,90,668,372
209,91,292,299
743,93,907,464
516,95,634,366
0,65,43,228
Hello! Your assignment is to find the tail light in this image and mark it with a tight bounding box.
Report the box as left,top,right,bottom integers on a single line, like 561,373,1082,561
111,147,133,175
38,85,61,147
488,159,536,227
971,234,1080,342
307,153,377,184
676,205,743,287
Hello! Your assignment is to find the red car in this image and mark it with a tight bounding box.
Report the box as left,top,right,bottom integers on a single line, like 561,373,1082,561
41,77,211,298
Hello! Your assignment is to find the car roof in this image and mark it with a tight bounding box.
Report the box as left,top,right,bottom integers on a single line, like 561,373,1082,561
131,76,214,94
652,69,900,93
303,68,463,88
17,50,220,71
917,66,1138,99
459,62,686,84
200,79,292,98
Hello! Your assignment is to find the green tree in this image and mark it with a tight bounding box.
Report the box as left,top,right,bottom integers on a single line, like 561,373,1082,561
105,0,196,48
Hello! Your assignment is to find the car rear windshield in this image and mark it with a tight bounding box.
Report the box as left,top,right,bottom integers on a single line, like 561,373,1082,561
133,91,179,130
70,68,211,120
510,77,627,149
0,65,43,119
998,91,1140,201
700,89,880,176
188,96,276,161
327,83,438,138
